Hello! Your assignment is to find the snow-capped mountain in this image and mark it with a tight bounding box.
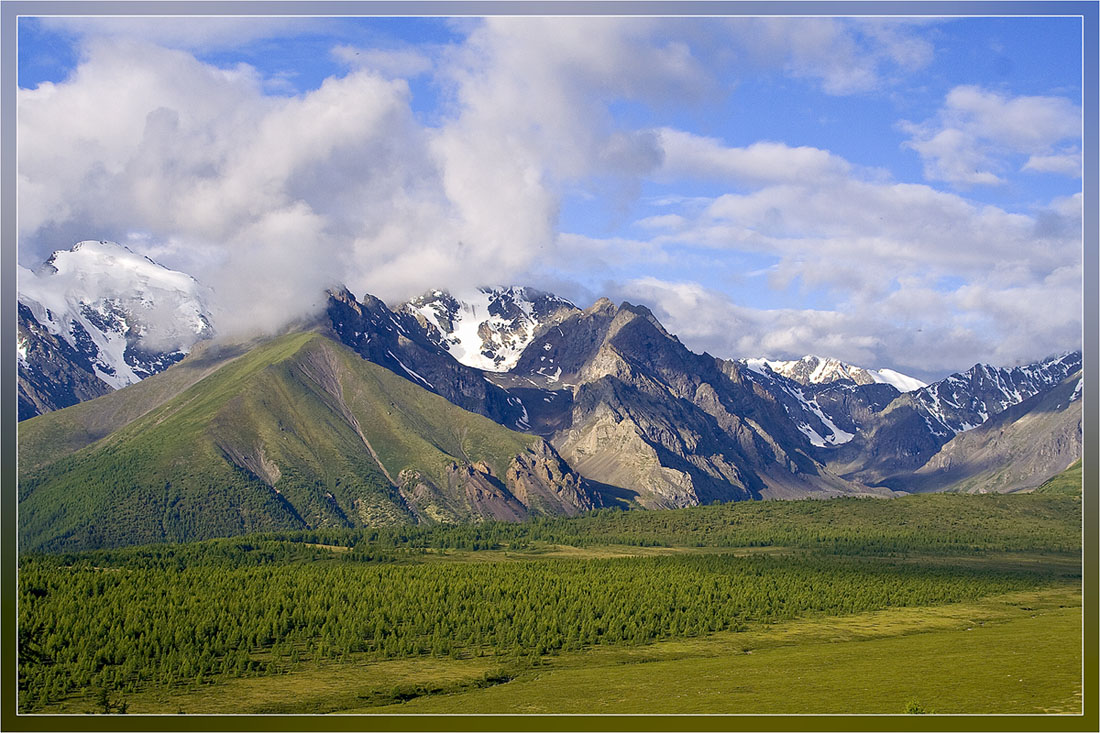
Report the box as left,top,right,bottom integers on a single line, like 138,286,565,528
325,288,528,431
14,249,1082,501
402,287,578,372
17,240,212,418
740,355,927,392
821,351,1083,487
910,352,1082,437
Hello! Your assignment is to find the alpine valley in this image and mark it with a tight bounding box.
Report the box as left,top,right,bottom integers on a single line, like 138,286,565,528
17,241,1083,553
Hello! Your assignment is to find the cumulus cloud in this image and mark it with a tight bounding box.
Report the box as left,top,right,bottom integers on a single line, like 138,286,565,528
655,129,852,186
16,18,711,340
901,85,1082,186
16,17,1078,376
18,38,457,338
428,16,713,250
724,18,934,95
598,131,1081,378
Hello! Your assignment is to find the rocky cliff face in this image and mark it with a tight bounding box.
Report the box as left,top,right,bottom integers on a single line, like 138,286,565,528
506,439,602,516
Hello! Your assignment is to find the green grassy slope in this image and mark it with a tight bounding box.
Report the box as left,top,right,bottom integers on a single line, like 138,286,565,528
18,331,545,552
16,339,253,472
1033,459,1083,496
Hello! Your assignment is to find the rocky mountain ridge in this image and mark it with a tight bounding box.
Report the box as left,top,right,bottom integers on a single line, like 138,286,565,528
17,241,1083,523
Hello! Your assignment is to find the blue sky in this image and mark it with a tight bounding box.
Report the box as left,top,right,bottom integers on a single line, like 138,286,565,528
16,11,1084,380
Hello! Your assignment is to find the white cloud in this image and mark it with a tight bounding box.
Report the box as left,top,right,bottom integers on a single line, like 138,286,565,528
619,266,1079,383
18,38,465,338
332,45,434,78
1022,151,1082,177
656,129,851,186
15,19,713,340
591,129,1081,377
17,18,1078,376
901,85,1082,187
725,18,935,95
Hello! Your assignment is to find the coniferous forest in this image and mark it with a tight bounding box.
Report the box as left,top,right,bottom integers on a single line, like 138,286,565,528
17,491,1082,714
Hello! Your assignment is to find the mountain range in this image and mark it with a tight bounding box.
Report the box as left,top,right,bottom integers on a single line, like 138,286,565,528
16,241,1083,551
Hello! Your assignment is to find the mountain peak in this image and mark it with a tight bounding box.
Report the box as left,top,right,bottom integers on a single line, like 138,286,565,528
401,286,578,372
18,240,213,397
585,297,617,316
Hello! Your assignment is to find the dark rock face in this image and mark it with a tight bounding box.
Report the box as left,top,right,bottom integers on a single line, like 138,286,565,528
17,303,113,420
510,297,619,385
324,288,525,430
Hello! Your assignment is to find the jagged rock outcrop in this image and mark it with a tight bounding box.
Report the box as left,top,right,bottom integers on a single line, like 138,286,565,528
506,439,602,516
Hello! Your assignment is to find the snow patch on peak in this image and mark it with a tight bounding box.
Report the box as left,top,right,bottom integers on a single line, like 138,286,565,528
403,286,578,372
18,240,213,389
740,354,926,392
866,368,928,392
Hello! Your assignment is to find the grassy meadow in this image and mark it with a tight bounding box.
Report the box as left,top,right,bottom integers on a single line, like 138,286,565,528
17,489,1083,716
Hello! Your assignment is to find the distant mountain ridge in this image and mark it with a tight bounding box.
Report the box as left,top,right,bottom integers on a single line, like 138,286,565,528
904,371,1083,494
740,355,927,392
16,240,1083,551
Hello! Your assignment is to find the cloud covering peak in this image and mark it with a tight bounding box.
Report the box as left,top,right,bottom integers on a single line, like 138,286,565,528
16,16,1083,377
